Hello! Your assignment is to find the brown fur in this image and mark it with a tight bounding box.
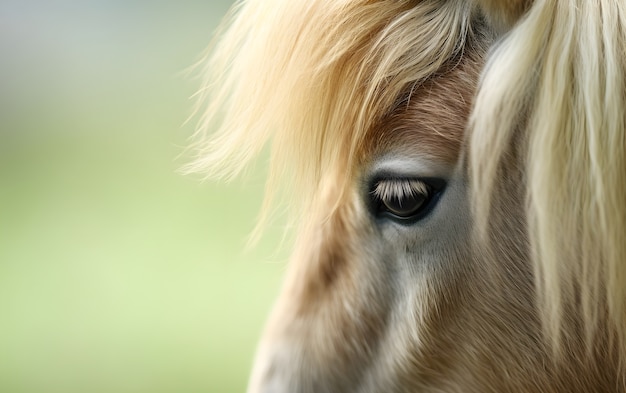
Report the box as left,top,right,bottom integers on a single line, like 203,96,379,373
475,0,533,31
364,48,485,165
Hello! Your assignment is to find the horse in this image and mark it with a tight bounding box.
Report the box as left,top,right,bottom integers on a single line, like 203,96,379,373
188,0,626,391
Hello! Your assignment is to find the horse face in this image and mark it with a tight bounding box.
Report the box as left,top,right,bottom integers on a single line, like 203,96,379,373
197,0,626,390
247,52,540,393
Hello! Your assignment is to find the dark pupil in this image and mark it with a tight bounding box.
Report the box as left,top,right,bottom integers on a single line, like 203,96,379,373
383,192,427,217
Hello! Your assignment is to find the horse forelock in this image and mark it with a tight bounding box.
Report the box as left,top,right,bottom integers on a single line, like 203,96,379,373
187,0,480,230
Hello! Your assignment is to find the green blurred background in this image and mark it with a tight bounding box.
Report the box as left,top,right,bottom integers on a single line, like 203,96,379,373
0,1,285,392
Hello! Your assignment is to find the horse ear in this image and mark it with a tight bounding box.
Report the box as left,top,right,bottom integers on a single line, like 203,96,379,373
475,0,533,31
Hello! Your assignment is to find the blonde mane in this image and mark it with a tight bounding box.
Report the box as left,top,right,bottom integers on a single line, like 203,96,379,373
470,0,626,355
187,0,478,230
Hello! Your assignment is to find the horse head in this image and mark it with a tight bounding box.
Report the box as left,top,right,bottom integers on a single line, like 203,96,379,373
190,1,626,391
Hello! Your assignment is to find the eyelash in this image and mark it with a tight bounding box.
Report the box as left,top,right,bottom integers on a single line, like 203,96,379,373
369,178,444,222
372,179,430,203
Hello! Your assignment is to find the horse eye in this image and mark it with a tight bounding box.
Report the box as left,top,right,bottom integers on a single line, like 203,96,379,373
372,179,433,220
